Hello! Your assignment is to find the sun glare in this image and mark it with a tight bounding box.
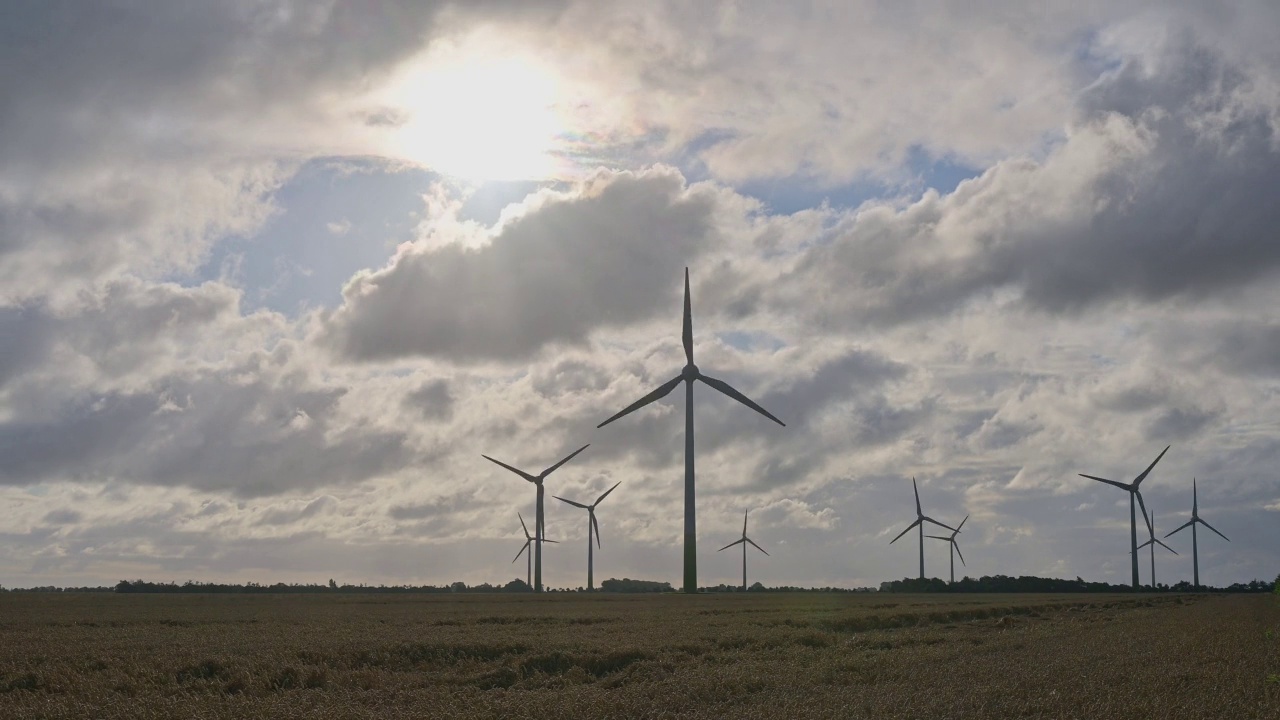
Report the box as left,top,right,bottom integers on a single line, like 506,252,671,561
382,44,564,181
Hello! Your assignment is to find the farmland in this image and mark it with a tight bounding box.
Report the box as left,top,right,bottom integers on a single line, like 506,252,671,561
1,592,1276,719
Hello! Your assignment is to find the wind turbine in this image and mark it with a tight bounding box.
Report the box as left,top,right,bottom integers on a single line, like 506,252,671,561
925,514,968,584
512,512,558,590
717,509,769,592
1164,478,1228,589
1079,445,1168,589
889,478,958,580
554,481,621,591
482,443,590,592
1135,508,1177,588
597,268,785,594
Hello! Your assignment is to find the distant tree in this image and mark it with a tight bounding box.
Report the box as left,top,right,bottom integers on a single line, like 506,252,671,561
450,582,467,593
503,578,531,592
328,579,337,590
600,578,674,593
749,581,765,592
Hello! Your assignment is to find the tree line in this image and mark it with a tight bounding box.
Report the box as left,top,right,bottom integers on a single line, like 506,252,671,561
2,573,1274,594
878,574,1279,593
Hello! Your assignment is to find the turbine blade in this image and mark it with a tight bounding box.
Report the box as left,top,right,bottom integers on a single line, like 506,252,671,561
1079,474,1131,491
956,514,969,532
746,537,769,556
597,374,683,428
1198,518,1229,542
483,455,537,482
554,495,589,509
1132,445,1170,487
913,477,922,516
698,373,785,427
542,539,560,544
921,516,958,533
718,538,746,552
924,535,950,540
890,518,922,544
592,513,601,549
518,512,530,539
1164,518,1195,538
683,267,694,366
542,443,590,477
1135,491,1153,537
1154,539,1178,555
743,509,749,538
594,481,621,507
513,540,530,564
953,541,965,566
1136,538,1154,550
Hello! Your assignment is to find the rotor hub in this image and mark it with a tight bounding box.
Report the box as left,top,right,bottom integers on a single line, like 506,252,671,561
682,363,699,380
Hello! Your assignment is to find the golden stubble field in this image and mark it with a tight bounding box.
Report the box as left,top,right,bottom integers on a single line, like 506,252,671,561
0,591,1276,719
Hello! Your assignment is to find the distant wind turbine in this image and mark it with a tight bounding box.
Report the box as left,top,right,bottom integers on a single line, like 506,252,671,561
925,514,968,584
1164,478,1228,589
554,481,621,591
889,478,958,580
512,512,559,590
1135,508,1177,588
1079,444,1168,589
483,444,590,592
597,268,785,594
718,509,769,592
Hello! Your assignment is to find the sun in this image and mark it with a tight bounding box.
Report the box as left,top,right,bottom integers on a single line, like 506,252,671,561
381,42,565,182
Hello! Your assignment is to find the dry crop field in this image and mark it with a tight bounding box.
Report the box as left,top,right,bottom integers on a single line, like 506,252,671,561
1,591,1277,719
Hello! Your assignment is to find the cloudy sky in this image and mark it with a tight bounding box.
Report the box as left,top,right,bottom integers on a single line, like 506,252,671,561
2,1,1278,590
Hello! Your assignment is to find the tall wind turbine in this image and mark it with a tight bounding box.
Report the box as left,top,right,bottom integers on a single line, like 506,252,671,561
1079,445,1168,589
889,478,958,580
483,444,590,592
512,512,558,590
718,509,768,592
554,481,621,591
925,514,968,584
597,268,785,594
1135,508,1177,588
1164,478,1228,589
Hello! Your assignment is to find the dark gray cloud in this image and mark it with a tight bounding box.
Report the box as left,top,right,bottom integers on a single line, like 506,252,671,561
769,36,1280,330
0,373,413,497
404,379,455,421
322,167,725,361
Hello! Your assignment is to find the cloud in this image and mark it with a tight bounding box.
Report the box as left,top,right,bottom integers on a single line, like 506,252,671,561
0,281,418,497
321,166,731,361
754,34,1280,330
2,3,1279,589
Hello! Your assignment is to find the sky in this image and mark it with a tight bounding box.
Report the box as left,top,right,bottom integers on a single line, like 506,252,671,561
1,1,1278,590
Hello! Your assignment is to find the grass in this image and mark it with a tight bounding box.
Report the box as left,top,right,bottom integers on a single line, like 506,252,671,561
0,592,1276,718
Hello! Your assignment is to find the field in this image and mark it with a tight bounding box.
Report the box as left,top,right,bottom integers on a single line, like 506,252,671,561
1,591,1277,719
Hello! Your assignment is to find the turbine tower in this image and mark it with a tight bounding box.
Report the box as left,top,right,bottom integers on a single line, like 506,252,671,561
597,268,785,594
1164,478,1229,589
1079,445,1168,589
889,478,958,580
1135,508,1177,588
717,509,769,592
512,512,558,590
554,481,621,591
483,444,590,592
925,514,968,584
